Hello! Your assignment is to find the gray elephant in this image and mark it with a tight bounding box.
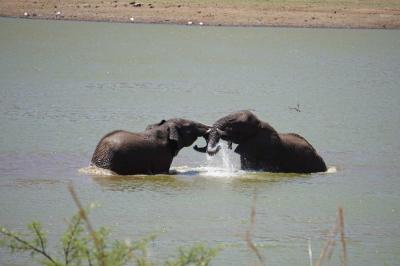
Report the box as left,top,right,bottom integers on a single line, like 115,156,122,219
91,119,210,175
194,110,327,173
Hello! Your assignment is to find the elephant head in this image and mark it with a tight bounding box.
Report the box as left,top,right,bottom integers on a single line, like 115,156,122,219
194,110,276,156
146,118,210,156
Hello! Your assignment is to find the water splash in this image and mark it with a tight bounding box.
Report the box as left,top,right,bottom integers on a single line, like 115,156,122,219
172,142,241,178
200,142,241,178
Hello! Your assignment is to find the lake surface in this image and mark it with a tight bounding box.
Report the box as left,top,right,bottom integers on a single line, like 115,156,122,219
0,17,400,265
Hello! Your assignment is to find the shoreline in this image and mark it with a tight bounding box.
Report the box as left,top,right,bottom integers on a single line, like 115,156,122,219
1,0,400,29
3,15,400,30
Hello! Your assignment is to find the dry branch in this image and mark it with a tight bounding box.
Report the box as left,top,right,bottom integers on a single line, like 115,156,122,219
245,189,266,266
68,183,105,266
338,207,347,266
315,207,347,266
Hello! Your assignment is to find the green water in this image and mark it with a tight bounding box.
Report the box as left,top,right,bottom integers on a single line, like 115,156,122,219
0,17,400,265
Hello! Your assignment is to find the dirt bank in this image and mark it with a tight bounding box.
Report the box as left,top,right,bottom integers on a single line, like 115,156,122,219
1,0,399,28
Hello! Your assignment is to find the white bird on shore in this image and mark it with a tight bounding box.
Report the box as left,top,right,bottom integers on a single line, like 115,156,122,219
56,11,61,15
187,21,193,25
130,17,135,22
199,22,203,26
24,12,28,16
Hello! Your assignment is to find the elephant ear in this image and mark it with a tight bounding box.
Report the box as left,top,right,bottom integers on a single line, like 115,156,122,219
146,119,167,131
158,119,166,126
168,125,178,141
167,125,182,156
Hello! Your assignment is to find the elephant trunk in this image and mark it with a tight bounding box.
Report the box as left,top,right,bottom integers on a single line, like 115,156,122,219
194,115,232,156
196,123,211,137
206,128,221,155
193,127,222,155
205,116,233,155
192,123,212,153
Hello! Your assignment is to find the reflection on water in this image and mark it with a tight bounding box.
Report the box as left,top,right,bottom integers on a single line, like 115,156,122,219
90,173,189,193
83,162,337,193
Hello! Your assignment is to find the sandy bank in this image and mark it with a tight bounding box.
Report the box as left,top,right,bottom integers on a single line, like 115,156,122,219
1,0,399,29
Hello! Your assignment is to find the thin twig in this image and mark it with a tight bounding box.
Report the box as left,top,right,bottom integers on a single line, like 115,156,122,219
315,215,339,266
31,223,46,255
245,189,266,266
86,249,93,266
338,208,347,266
308,239,313,266
315,207,348,266
0,230,58,265
68,183,105,266
63,216,82,265
325,238,336,260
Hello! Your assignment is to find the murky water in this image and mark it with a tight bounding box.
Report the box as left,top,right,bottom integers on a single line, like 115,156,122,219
1,17,400,265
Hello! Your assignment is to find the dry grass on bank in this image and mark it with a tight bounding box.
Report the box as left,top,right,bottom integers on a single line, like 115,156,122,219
1,0,399,28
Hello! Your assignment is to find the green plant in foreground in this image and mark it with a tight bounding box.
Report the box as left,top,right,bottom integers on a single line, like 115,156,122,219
0,186,219,266
0,210,219,266
0,210,155,266
165,244,220,266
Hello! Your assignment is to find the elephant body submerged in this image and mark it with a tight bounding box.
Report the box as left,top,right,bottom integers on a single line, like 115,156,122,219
91,119,209,175
195,111,327,173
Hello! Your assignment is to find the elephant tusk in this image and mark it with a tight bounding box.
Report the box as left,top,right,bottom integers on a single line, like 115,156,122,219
216,128,228,137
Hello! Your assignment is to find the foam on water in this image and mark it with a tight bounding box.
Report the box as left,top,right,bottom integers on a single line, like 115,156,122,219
172,165,244,178
326,166,337,174
79,165,116,176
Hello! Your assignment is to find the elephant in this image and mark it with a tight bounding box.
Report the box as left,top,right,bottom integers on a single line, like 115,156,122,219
91,118,210,175
194,110,327,173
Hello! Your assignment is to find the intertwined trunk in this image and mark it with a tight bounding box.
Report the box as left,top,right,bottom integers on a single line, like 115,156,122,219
206,128,221,155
